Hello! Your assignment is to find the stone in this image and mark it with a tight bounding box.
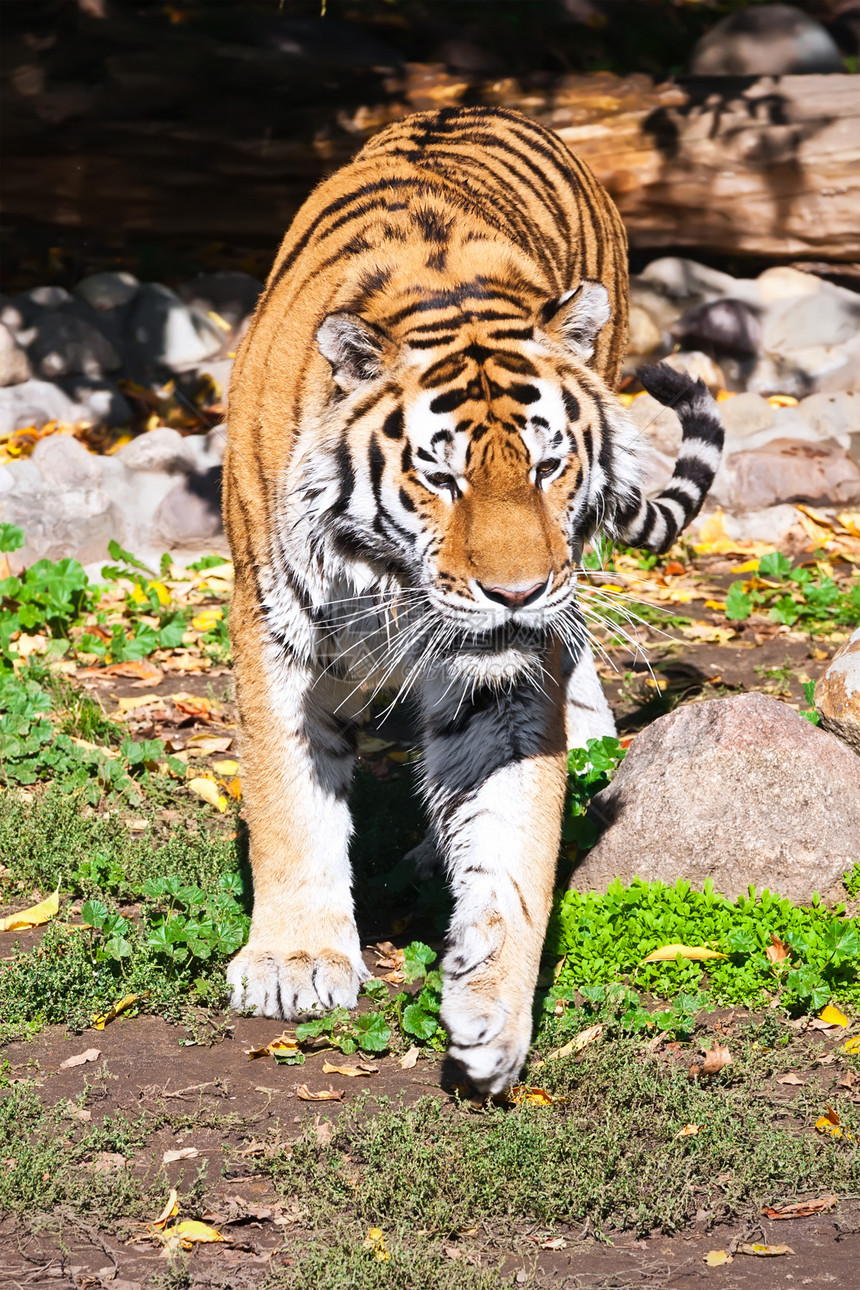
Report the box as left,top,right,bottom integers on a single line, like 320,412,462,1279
127,284,223,372
0,323,32,386
718,392,775,444
763,286,860,355
799,391,860,442
674,298,761,356
176,271,262,330
0,379,86,436
662,350,725,393
639,257,741,303
626,305,662,356
0,295,26,334
815,628,860,755
574,693,860,904
30,434,103,489
688,503,803,548
73,271,140,311
114,427,198,474
689,5,843,76
747,335,860,399
26,312,121,379
712,438,860,512
625,393,682,458
756,266,823,305
20,285,71,311
154,467,223,546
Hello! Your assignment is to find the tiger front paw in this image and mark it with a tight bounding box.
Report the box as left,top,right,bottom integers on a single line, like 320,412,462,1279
226,944,368,1019
440,971,533,1096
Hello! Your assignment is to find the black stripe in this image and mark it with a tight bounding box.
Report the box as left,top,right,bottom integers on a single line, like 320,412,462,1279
368,434,385,502
381,406,404,439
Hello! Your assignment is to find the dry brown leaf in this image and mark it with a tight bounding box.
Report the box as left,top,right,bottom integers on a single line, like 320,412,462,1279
701,1044,733,1075
163,1147,199,1164
296,1084,344,1102
738,1243,794,1257
777,1073,805,1086
169,1220,227,1249
399,1046,420,1069
674,1123,699,1140
59,1047,100,1070
704,1250,732,1267
184,733,233,755
762,1195,837,1220
766,934,790,964
63,1100,91,1122
321,1060,377,1078
814,1106,848,1138
91,1152,126,1174
507,1085,555,1106
362,1227,390,1262
188,777,227,812
547,1023,604,1061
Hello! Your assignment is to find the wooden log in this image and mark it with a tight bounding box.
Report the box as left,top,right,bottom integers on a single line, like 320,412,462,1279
3,22,859,265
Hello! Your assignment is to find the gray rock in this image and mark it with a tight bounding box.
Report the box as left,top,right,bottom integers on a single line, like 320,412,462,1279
30,433,102,489
815,628,860,756
756,265,823,305
154,466,223,546
674,298,761,356
73,271,140,311
662,350,725,393
763,286,860,355
713,437,860,512
719,392,775,444
127,284,223,372
626,305,663,357
689,503,803,548
0,297,26,336
114,427,198,474
26,312,121,379
574,693,860,904
176,271,262,330
639,257,741,303
689,5,843,76
20,285,71,311
0,323,32,386
56,376,131,429
625,393,682,457
799,391,860,442
0,379,85,436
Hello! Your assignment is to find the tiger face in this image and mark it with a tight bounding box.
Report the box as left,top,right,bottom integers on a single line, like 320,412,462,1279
308,279,638,679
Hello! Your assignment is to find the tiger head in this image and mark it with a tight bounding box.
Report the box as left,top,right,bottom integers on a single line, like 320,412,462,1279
309,280,639,676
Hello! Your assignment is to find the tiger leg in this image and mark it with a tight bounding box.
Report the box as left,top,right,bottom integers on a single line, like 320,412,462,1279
420,656,568,1094
226,576,367,1018
562,644,616,751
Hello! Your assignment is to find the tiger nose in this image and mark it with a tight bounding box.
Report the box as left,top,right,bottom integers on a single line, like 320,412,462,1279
478,580,546,609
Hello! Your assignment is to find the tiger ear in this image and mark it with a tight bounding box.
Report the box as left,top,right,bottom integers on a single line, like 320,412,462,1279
317,312,386,390
538,281,611,360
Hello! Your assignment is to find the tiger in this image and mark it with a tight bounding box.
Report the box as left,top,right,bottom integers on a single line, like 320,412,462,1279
223,105,724,1094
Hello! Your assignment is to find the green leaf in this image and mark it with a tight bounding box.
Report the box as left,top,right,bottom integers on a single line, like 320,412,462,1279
80,899,109,930
402,1003,438,1040
0,523,24,554
724,583,752,621
402,940,437,983
758,552,791,579
353,1011,391,1052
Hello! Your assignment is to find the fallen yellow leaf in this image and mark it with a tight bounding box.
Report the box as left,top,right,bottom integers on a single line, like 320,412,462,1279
363,1227,390,1262
191,607,223,632
172,1220,226,1247
738,1243,794,1257
152,1188,179,1229
703,599,726,611
508,1085,555,1106
130,581,171,606
765,394,799,408
399,1046,420,1069
641,944,727,964
766,934,791,965
815,1106,848,1138
113,694,163,715
296,1084,344,1101
842,1036,860,1055
675,1123,699,1139
818,1005,849,1028
704,1249,732,1267
729,558,760,573
212,758,239,777
322,1060,377,1078
92,991,150,1030
188,777,227,812
223,775,242,801
0,885,60,932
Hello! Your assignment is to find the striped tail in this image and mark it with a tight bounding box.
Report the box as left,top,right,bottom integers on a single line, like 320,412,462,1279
610,363,725,555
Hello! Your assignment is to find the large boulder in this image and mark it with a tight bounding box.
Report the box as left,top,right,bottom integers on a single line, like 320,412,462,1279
0,323,31,387
815,628,860,756
573,693,860,904
711,437,860,512
689,5,843,76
